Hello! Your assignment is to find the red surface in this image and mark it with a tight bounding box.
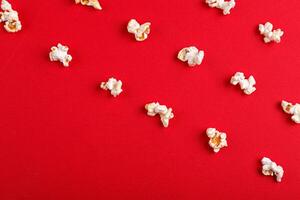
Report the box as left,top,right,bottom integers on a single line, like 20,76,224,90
0,0,300,199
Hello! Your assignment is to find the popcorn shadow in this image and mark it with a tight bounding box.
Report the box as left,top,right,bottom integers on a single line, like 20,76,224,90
173,52,182,67
254,26,278,46
173,51,195,70
97,84,117,98
254,26,265,44
256,159,262,175
200,0,226,17
223,77,232,89
256,158,278,182
68,0,74,6
223,76,239,93
42,48,53,66
200,0,210,10
199,129,214,153
253,25,260,37
140,105,165,127
120,21,135,41
276,102,296,125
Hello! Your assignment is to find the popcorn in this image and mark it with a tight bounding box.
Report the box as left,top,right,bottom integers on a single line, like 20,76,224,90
75,0,102,10
205,0,236,15
281,100,300,124
145,102,174,128
206,128,228,153
177,46,204,67
258,22,284,43
127,19,151,41
261,157,284,182
230,72,256,95
49,43,73,67
0,0,22,32
100,77,123,97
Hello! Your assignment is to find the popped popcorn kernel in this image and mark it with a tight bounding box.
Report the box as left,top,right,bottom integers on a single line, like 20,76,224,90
0,0,21,33
75,0,102,10
177,46,204,67
261,157,284,182
205,0,236,15
206,128,228,153
230,72,256,95
281,100,300,124
145,102,174,128
258,22,284,43
100,77,123,97
127,19,151,41
49,43,73,67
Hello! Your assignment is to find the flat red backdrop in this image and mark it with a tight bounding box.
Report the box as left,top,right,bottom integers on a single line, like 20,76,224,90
0,0,300,199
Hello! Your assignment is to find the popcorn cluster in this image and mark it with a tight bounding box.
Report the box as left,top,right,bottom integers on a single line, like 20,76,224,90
205,0,236,15
75,0,102,10
281,100,300,124
145,102,174,128
0,0,21,32
230,72,256,95
127,19,151,41
258,22,284,43
100,78,123,97
261,157,284,182
177,46,204,67
49,43,73,67
206,128,228,153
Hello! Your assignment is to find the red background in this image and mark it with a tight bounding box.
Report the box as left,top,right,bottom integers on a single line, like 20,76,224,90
1,0,300,199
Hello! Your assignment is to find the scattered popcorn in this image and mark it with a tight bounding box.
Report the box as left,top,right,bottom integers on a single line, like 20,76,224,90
281,100,300,124
75,0,102,10
206,128,228,153
258,22,284,43
0,0,22,32
100,77,123,97
261,157,284,182
145,102,174,128
177,46,204,67
230,72,256,95
127,19,151,41
49,43,73,67
205,0,236,15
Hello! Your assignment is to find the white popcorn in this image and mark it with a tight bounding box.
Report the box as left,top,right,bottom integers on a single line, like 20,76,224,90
261,157,284,182
206,128,228,153
230,72,256,95
49,43,73,67
205,0,236,15
100,77,123,97
145,102,174,128
258,22,284,43
127,19,151,41
281,100,300,124
0,0,22,33
177,46,205,67
75,0,102,10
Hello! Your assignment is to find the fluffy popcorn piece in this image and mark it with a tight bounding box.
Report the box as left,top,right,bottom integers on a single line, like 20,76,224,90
206,128,228,153
75,0,102,10
49,43,73,67
127,19,151,41
145,102,174,128
100,78,123,97
259,22,284,43
261,157,284,182
230,72,256,95
281,100,300,124
205,0,236,15
177,46,204,67
0,0,22,32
